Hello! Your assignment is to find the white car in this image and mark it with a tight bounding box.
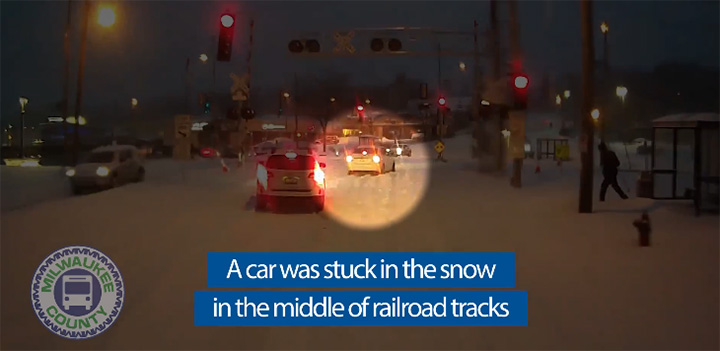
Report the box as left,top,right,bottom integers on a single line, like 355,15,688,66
255,148,326,212
346,145,395,175
65,145,144,194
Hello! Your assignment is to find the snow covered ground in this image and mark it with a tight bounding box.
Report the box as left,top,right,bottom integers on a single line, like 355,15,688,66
1,116,718,349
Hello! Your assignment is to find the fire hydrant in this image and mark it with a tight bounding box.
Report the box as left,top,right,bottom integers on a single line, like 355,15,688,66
633,211,651,247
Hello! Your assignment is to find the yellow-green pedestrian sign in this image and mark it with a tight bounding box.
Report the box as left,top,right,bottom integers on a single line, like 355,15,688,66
434,141,445,154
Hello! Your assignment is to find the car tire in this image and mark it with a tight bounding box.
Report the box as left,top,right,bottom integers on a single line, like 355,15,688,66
255,192,267,211
135,167,145,182
71,184,82,195
347,171,353,175
315,196,325,212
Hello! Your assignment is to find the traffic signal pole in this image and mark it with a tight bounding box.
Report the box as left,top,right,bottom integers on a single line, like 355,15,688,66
72,0,90,165
579,0,596,213
508,0,524,188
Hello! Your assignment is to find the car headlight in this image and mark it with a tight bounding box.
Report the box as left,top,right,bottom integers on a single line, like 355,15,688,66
65,168,76,177
396,147,402,155
96,166,110,177
346,155,353,163
372,155,380,163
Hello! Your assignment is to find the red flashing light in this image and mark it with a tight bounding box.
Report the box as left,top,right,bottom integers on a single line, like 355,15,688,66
438,97,447,106
357,105,364,111
220,14,235,28
514,74,529,89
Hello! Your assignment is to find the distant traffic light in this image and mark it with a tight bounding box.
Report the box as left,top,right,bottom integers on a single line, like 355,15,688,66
241,107,255,120
511,73,529,110
438,97,447,107
356,105,364,112
288,39,321,53
217,14,235,62
369,38,402,52
204,101,211,114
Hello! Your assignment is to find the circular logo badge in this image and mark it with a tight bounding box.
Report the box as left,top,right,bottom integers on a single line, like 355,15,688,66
31,246,124,340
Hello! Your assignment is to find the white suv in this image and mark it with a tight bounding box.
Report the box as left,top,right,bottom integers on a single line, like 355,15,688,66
255,148,326,212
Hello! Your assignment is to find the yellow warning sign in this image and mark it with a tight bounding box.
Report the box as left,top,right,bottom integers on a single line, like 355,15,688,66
434,141,445,154
555,144,570,160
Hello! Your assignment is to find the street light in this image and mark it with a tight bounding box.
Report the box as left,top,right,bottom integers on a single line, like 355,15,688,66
199,53,208,63
131,98,138,108
97,6,116,28
330,97,336,103
365,99,371,105
616,86,628,103
564,90,571,99
459,61,466,72
283,92,290,99
555,94,562,106
18,96,28,158
591,108,600,121
600,22,609,34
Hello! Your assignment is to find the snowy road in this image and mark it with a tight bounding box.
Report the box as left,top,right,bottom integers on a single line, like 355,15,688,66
1,133,718,349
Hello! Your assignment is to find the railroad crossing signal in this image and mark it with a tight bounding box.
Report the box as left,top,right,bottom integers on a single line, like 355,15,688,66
333,31,356,53
434,140,445,154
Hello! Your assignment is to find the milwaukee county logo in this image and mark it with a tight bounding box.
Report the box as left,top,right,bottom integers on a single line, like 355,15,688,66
31,246,124,340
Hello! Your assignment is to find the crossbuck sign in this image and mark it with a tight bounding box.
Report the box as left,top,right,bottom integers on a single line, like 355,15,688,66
333,31,356,54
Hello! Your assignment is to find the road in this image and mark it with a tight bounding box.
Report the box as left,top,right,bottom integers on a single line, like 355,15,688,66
1,132,718,349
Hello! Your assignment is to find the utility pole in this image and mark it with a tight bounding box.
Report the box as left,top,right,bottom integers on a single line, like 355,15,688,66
62,0,72,156
72,0,90,165
294,72,299,140
508,0,525,188
437,43,443,143
490,0,505,172
579,0,596,213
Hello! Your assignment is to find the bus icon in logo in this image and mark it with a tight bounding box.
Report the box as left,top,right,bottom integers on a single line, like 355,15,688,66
62,275,93,311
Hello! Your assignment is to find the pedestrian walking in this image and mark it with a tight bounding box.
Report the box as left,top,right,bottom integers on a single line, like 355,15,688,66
598,142,629,201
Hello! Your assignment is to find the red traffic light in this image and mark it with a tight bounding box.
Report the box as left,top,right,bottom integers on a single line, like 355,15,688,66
514,74,529,89
357,105,364,111
438,97,447,106
220,14,235,28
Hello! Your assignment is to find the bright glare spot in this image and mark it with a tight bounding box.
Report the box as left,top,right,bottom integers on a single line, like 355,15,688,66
616,86,628,98
96,166,110,177
600,22,609,34
66,169,76,177
98,7,116,28
345,155,353,163
330,97,336,102
131,98,138,107
396,147,402,155
357,105,364,111
438,98,446,105
459,61,466,71
220,14,234,28
481,100,490,106
591,108,600,120
555,95,562,105
283,92,290,98
372,155,380,163
524,143,531,152
514,76,529,89
199,54,208,62
501,129,511,138
21,160,40,168
365,99,371,104
564,90,571,99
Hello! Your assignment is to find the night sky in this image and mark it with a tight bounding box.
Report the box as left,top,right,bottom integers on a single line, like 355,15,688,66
1,0,718,117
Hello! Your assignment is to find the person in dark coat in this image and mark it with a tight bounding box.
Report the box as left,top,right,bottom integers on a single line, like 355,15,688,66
598,142,629,201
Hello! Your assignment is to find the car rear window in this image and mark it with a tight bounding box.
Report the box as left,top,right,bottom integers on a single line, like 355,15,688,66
266,155,315,170
353,146,375,154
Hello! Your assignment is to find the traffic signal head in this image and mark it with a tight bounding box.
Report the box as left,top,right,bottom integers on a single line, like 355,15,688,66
217,14,235,62
204,101,211,114
356,105,364,112
438,97,447,107
511,73,529,110
288,39,320,53
241,107,255,120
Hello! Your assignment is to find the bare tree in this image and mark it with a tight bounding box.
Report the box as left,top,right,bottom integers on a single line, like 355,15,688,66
297,70,351,152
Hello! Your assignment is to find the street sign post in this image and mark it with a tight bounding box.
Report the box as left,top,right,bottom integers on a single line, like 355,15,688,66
434,140,445,154
173,115,192,160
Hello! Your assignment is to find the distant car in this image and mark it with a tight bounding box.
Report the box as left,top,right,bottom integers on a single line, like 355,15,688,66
398,144,412,157
346,145,395,175
255,148,326,212
633,138,652,155
65,145,144,194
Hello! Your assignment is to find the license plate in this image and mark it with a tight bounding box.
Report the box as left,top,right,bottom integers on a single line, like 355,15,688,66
283,177,298,184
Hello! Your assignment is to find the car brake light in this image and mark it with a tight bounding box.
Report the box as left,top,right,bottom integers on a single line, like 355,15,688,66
312,162,325,186
372,155,380,163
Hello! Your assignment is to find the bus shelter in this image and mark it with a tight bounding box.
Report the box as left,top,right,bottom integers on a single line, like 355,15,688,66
650,113,719,215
